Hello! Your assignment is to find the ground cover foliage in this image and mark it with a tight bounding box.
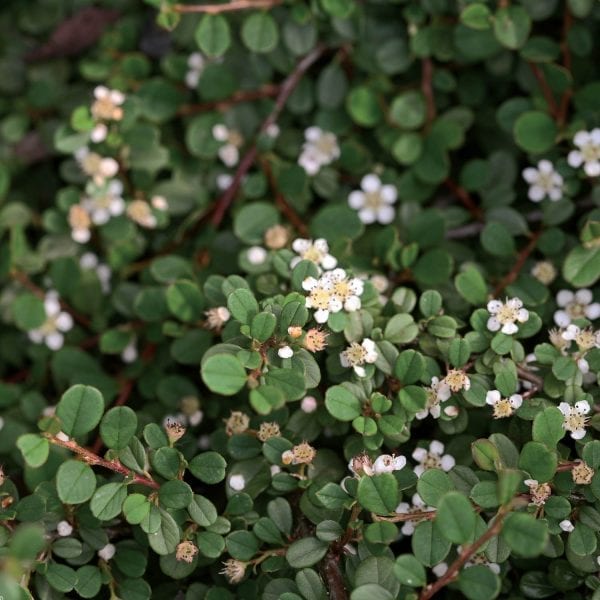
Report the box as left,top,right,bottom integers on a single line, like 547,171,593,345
0,0,600,598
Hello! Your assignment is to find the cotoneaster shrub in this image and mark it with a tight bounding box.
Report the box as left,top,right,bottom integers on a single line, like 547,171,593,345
1,0,600,599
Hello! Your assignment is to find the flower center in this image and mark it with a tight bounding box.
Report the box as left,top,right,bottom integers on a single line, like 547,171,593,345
344,343,367,366
445,369,468,392
315,136,335,155
537,171,555,191
422,453,441,470
565,412,588,432
309,288,332,310
575,329,596,351
302,246,323,262
566,302,585,318
364,191,383,210
581,143,599,162
496,304,519,324
493,399,514,419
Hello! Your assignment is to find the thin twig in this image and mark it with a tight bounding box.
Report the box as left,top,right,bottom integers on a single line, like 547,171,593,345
528,62,559,119
260,159,309,236
210,43,327,228
372,510,436,523
444,179,484,221
516,366,543,389
178,84,280,115
492,229,542,297
421,58,436,128
11,270,92,329
46,434,159,489
419,506,510,600
173,0,281,14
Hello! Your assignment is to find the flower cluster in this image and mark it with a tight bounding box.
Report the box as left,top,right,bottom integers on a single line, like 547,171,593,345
298,127,340,175
28,291,73,350
348,453,406,477
213,124,243,167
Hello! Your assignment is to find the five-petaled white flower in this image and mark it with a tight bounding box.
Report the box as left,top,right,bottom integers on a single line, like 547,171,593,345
348,174,398,225
212,124,243,167
558,401,590,440
554,289,600,327
340,338,378,377
81,179,125,226
567,129,600,177
561,324,600,373
486,390,523,419
416,376,452,420
412,441,455,477
298,127,340,175
290,238,337,271
28,291,74,351
373,454,406,475
75,147,119,185
487,297,529,335
522,160,563,202
394,493,434,536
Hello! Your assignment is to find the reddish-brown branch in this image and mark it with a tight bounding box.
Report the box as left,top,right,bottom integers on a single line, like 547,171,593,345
11,271,92,329
557,460,581,472
3,368,29,384
210,43,327,228
420,507,510,600
492,229,542,297
372,510,436,523
178,84,280,115
528,62,560,119
444,179,484,221
46,434,159,489
516,365,543,389
173,0,281,13
321,551,348,600
421,58,436,128
260,159,309,237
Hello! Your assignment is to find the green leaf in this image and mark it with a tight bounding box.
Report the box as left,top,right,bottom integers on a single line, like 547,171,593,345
195,14,231,57
188,494,218,527
286,537,328,568
13,293,46,330
347,86,383,127
455,267,488,305
241,12,279,53
384,313,418,344
148,508,180,555
494,6,531,49
159,480,193,509
226,530,260,561
436,491,476,544
532,407,564,446
188,452,227,484
394,554,426,587
75,565,102,598
513,111,557,153
46,562,77,593
562,245,600,287
417,469,453,507
123,493,151,525
393,350,424,384
227,288,259,325
250,312,276,342
201,354,247,395
458,564,501,600
449,338,471,367
481,222,515,257
357,473,399,515
100,406,138,450
568,523,597,556
412,521,452,566
325,385,362,421
501,512,548,557
166,281,204,322
17,433,49,468
56,460,96,504
56,384,104,437
90,483,127,521
390,91,426,130
461,3,492,30
519,441,557,482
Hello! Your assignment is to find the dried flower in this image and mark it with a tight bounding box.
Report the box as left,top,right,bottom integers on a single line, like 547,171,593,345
127,200,157,229
288,442,316,465
524,479,551,506
205,306,231,330
220,559,246,584
303,328,328,352
264,224,290,249
572,461,594,485
176,541,199,563
68,204,92,244
225,411,250,436
257,422,281,442
348,453,374,477
443,369,471,393
531,260,557,285
165,419,186,443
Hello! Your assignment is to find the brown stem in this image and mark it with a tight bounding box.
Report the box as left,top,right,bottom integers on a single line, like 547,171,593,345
11,270,92,329
528,62,560,119
492,229,542,297
178,84,280,115
419,506,510,600
421,58,436,128
557,460,580,472
260,159,309,237
209,43,327,228
516,366,543,389
444,179,484,221
372,510,436,523
321,551,348,600
46,434,159,489
173,0,281,13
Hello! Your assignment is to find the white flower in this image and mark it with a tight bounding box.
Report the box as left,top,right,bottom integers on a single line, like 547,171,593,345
395,493,434,536
151,195,169,211
265,123,280,139
247,246,268,265
278,345,294,359
127,200,157,229
559,519,575,533
81,179,125,226
217,173,233,190
188,410,204,427
522,160,563,202
554,289,600,327
98,543,116,561
303,269,364,324
412,441,455,477
301,396,318,413
568,129,600,177
185,52,206,88
524,478,551,506
562,324,600,353
75,147,119,185
348,174,398,225
416,376,452,420
290,238,337,271
558,401,590,440
56,521,73,537
80,252,111,294
28,291,74,350
298,127,340,175
432,563,448,578
91,86,125,122
339,338,378,377
90,123,108,143
487,297,529,335
121,340,138,364
229,474,246,491
443,369,471,393
373,454,406,474
485,390,523,419
212,124,243,167
270,465,281,476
